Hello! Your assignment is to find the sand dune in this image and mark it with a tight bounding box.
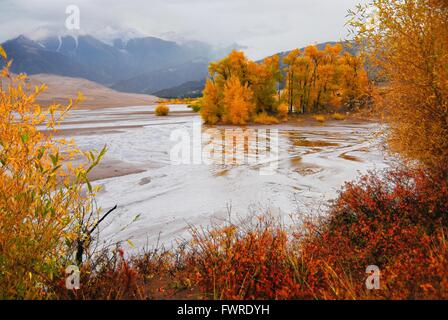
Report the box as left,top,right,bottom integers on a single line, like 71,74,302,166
25,74,160,110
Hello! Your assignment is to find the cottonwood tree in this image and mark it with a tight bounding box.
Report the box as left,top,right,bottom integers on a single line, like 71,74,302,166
348,0,448,166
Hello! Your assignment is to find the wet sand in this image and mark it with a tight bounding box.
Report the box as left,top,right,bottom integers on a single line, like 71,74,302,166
52,104,391,250
60,113,386,190
88,160,148,182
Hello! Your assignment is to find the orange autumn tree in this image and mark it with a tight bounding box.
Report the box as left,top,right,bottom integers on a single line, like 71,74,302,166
222,76,256,125
283,48,302,114
339,52,370,110
200,79,222,124
201,50,281,125
248,55,282,115
202,47,369,123
348,0,448,167
0,48,105,299
283,44,369,114
313,44,343,111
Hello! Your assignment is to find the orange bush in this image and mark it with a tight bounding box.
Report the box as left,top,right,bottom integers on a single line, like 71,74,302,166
170,165,448,300
299,164,448,299
200,80,221,124
49,165,448,300
349,0,448,166
313,115,327,123
155,104,169,116
253,112,280,125
331,112,346,121
179,218,303,300
276,103,289,120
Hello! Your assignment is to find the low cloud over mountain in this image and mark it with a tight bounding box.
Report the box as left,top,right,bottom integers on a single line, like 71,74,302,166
0,33,237,96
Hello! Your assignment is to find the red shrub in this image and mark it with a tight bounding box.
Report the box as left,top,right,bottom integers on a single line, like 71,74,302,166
55,248,146,300
53,165,448,300
178,165,448,299
178,219,304,299
300,165,448,299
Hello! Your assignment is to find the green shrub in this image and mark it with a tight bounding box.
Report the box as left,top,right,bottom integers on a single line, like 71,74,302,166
189,105,201,112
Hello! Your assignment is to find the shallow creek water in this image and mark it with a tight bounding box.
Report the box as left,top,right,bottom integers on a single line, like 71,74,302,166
58,105,391,251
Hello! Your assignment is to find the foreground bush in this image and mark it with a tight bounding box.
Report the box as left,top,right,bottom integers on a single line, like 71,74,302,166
72,164,448,300
349,0,448,167
155,104,169,116
54,248,147,300
0,50,104,299
300,164,448,299
179,165,448,299
179,219,302,299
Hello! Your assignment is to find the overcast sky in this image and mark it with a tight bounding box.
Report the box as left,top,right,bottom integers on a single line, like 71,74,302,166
0,0,366,59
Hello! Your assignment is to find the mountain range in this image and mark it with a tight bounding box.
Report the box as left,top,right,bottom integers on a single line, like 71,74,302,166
0,34,236,97
152,79,206,99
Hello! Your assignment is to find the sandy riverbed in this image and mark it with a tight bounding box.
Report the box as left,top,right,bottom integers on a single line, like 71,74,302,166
47,104,392,252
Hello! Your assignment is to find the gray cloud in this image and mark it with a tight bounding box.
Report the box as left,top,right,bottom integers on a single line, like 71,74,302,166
0,0,366,59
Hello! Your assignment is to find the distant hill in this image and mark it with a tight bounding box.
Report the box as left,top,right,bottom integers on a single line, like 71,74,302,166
23,74,158,109
152,79,206,99
112,59,209,94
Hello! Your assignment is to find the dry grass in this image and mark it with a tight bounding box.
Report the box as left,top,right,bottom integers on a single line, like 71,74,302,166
331,113,346,121
313,115,327,123
253,112,280,125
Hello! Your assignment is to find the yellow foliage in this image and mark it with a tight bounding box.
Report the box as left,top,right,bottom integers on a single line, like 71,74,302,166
155,104,169,116
200,80,221,124
253,112,280,125
161,97,199,105
0,46,6,60
0,50,104,299
221,76,255,125
331,113,346,121
283,44,369,114
313,115,327,123
349,0,448,166
276,103,289,120
201,50,281,125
